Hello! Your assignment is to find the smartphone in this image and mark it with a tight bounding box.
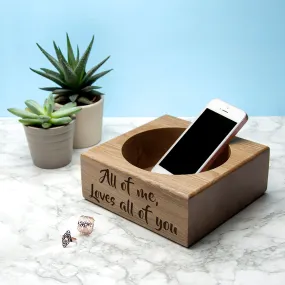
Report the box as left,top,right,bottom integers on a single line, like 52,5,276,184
151,99,248,175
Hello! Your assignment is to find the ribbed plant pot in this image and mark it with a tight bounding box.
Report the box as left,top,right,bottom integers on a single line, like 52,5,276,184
73,96,104,149
23,120,75,169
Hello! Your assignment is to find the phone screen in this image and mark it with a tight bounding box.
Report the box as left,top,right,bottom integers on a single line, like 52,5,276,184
159,108,237,174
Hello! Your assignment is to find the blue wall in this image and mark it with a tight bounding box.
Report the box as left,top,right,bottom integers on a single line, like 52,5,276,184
1,0,285,117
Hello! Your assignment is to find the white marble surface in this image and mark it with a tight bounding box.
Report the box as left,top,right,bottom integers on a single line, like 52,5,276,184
0,116,285,285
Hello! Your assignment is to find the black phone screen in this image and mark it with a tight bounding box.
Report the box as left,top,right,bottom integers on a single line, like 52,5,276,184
159,108,237,174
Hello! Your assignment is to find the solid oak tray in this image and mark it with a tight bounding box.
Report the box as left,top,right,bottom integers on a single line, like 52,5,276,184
81,115,270,247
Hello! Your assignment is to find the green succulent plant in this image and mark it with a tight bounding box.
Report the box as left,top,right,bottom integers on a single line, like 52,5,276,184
30,33,112,106
7,94,81,129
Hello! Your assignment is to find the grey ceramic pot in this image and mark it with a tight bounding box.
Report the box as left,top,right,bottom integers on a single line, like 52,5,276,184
23,120,75,169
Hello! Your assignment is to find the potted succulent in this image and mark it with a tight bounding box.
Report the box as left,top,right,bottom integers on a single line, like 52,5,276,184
30,34,112,149
7,94,81,169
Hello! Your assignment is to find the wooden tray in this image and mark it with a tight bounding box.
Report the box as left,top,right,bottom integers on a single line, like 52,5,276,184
81,115,270,247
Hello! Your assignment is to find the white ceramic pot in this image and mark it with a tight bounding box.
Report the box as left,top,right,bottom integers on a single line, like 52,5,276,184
73,96,104,149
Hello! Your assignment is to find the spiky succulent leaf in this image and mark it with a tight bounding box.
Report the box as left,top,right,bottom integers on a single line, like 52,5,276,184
81,86,102,92
19,118,43,126
53,89,73,95
53,89,74,95
7,108,39,119
53,42,62,63
25,100,45,115
50,117,72,125
42,122,52,129
54,95,68,104
59,102,77,110
40,87,59,92
76,45,80,63
66,33,76,68
90,90,104,97
30,68,66,87
69,94,79,102
51,106,81,118
83,69,113,86
78,96,93,105
57,47,69,66
56,47,77,84
40,68,62,79
36,43,63,74
74,36,94,78
84,56,110,82
57,50,78,85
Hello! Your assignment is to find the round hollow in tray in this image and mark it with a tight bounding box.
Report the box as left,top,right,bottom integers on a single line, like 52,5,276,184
121,127,230,173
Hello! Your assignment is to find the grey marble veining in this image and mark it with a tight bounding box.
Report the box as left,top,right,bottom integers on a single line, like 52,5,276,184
0,116,285,285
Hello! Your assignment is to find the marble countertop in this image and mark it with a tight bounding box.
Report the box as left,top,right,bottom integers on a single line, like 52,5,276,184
0,116,285,285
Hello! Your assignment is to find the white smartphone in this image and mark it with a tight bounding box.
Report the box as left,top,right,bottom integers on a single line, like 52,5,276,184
151,98,248,175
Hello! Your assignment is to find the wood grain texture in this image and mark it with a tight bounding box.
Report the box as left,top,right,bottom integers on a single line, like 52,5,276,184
81,115,270,247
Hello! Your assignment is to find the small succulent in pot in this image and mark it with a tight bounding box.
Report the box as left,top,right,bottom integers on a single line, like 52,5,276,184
29,33,112,148
8,94,81,128
30,33,112,106
7,95,81,169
